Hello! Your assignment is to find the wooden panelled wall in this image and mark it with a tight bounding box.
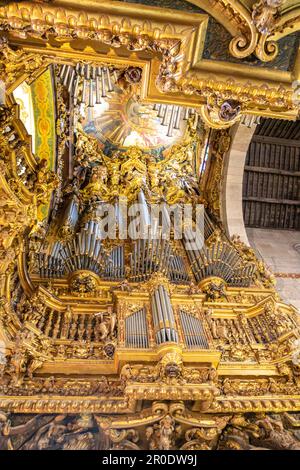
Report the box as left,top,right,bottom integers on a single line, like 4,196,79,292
243,119,300,230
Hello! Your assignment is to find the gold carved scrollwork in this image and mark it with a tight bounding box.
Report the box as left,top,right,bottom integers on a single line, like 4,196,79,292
202,130,231,219
0,37,50,93
96,402,230,450
0,0,298,126
228,0,296,63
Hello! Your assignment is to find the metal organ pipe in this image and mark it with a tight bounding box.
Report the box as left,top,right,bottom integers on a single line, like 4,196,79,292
101,68,107,97
180,310,209,349
154,289,166,343
88,77,94,108
138,190,151,229
63,65,72,87
151,295,162,344
150,286,178,345
158,104,166,119
152,104,197,136
68,68,76,94
58,63,118,107
174,106,181,130
162,105,169,126
73,74,80,104
138,309,142,348
106,67,114,92
167,105,176,137
161,285,178,342
59,64,67,80
125,308,149,349
96,67,101,104
158,286,170,341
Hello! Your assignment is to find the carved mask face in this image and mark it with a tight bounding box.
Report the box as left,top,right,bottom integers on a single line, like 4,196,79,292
219,99,241,121
165,362,180,378
103,343,115,358
124,67,142,84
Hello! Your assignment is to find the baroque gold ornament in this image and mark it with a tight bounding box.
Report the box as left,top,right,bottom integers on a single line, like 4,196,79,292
0,0,299,452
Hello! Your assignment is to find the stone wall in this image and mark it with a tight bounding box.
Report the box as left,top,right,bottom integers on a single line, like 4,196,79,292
247,228,300,310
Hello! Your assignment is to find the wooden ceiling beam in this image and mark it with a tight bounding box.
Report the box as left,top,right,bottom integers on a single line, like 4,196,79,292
244,166,300,177
252,135,300,147
243,196,300,205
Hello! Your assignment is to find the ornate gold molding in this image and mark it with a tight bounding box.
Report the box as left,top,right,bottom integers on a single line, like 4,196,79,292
0,0,300,431
188,0,300,63
0,1,299,126
0,396,137,414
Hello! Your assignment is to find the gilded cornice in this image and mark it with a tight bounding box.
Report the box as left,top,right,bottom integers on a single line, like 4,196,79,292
0,1,299,125
0,0,300,429
0,396,137,414
271,6,300,40
0,392,300,415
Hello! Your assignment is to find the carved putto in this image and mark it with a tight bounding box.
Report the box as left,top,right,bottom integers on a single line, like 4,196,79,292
146,415,181,450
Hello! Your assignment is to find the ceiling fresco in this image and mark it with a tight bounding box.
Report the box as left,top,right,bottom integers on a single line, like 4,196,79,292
81,87,188,154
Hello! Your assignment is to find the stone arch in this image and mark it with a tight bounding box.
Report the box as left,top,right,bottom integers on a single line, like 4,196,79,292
221,120,256,244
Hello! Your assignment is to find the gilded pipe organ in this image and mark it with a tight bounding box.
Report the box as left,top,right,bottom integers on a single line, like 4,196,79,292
0,0,300,452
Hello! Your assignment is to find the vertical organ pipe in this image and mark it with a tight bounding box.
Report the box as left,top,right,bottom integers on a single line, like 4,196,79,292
150,286,178,345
